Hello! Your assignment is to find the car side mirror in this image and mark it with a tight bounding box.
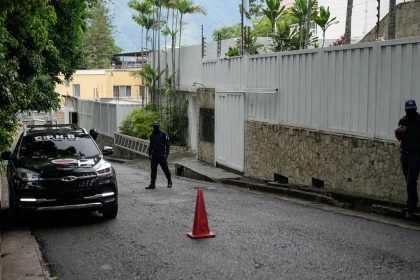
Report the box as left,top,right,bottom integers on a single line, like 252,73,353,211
1,151,12,160
102,146,113,156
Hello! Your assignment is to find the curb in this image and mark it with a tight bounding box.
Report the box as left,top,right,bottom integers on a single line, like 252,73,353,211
220,178,419,222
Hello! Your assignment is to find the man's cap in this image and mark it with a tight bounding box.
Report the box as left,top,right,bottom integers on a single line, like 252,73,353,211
152,121,160,127
405,99,417,109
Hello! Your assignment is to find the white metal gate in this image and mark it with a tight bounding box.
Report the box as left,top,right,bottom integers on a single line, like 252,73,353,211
215,92,245,172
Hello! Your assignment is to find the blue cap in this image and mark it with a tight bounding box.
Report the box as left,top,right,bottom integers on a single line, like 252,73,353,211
152,121,160,127
405,99,417,109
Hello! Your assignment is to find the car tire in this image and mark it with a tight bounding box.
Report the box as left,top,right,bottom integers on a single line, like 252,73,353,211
102,204,118,219
9,191,16,210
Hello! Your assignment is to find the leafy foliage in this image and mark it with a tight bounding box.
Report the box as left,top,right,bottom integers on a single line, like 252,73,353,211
212,24,241,41
0,0,91,153
226,46,240,57
262,0,285,35
120,98,188,145
313,5,338,47
272,21,300,51
83,0,122,68
164,98,189,145
119,108,163,140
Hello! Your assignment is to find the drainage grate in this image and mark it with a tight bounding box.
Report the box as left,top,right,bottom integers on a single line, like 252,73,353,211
312,177,324,188
274,173,289,184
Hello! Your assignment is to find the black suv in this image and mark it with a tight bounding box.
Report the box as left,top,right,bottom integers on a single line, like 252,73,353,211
1,124,118,219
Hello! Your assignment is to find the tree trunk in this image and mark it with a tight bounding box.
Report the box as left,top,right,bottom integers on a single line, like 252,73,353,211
304,0,312,49
177,13,183,95
298,20,303,49
388,0,396,40
322,30,325,47
157,6,161,103
172,10,178,94
344,0,353,44
141,26,144,64
164,8,169,86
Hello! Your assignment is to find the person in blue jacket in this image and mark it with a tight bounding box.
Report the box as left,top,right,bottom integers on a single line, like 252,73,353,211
395,99,420,219
146,121,172,189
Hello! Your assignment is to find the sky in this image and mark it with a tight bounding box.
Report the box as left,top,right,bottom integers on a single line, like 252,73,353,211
110,0,404,52
111,0,241,52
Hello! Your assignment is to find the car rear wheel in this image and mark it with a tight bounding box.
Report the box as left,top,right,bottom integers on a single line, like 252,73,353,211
8,191,16,210
102,204,118,219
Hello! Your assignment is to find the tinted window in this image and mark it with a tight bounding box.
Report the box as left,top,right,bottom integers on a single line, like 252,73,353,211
19,133,100,159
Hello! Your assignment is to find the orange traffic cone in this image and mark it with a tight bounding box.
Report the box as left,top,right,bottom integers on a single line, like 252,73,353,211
187,189,216,239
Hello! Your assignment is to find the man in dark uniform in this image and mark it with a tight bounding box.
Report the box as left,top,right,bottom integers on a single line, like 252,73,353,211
395,99,420,219
146,121,172,189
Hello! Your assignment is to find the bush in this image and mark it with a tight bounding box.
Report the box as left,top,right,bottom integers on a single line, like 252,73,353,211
165,98,188,145
119,108,162,140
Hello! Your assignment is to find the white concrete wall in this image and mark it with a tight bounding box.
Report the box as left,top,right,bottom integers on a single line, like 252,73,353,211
202,37,420,141
77,100,143,137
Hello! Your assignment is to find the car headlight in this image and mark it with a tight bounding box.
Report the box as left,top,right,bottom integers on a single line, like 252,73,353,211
96,164,113,178
15,168,41,189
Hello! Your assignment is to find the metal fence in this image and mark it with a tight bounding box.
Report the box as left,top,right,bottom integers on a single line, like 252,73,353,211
202,37,420,140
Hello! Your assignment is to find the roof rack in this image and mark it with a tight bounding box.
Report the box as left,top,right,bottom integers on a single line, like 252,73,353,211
24,123,85,135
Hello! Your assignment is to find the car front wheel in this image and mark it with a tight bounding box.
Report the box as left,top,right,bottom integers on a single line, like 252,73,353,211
102,204,118,219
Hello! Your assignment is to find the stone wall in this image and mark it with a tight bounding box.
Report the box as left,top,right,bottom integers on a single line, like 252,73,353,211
196,88,215,165
361,1,420,42
245,121,406,203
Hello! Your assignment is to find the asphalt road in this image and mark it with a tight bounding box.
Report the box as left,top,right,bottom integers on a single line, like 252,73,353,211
28,163,420,280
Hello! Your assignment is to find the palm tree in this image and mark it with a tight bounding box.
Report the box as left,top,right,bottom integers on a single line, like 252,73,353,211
142,15,156,55
128,0,152,62
171,0,207,94
304,0,312,49
313,6,338,47
290,0,317,49
344,0,353,44
135,63,165,100
388,0,396,40
262,0,285,38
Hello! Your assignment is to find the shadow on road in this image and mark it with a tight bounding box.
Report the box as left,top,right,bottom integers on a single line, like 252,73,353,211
1,207,111,232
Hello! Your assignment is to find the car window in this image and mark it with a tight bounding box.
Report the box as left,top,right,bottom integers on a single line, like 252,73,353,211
19,133,100,159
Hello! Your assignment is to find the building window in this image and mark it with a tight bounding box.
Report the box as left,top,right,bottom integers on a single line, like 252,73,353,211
73,84,80,97
65,79,70,87
113,86,132,98
200,108,214,143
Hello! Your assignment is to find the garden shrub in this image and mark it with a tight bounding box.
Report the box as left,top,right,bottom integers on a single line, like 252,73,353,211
119,108,163,140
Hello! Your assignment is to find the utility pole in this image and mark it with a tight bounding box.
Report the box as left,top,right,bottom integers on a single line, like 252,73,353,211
201,25,206,58
376,0,381,41
241,0,244,55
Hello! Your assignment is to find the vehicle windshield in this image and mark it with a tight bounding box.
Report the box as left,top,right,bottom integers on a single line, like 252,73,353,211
19,133,100,159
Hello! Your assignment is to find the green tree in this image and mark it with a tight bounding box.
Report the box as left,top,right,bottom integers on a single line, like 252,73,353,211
249,0,265,18
212,24,241,41
0,0,90,153
313,6,338,47
289,0,318,49
83,0,121,68
133,63,164,100
119,108,162,139
272,21,300,51
129,0,152,56
262,0,285,36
